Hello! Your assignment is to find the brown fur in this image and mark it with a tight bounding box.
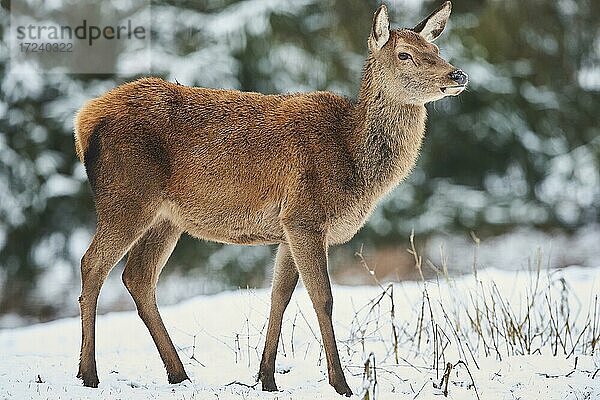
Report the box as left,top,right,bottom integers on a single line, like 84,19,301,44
74,2,465,396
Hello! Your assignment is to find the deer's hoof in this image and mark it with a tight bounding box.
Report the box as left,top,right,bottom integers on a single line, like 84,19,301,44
259,369,278,392
332,380,353,397
77,371,99,388
168,370,190,384
261,380,279,392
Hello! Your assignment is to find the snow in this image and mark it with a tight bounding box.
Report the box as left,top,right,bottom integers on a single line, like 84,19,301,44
578,66,600,90
427,225,600,274
1,267,599,399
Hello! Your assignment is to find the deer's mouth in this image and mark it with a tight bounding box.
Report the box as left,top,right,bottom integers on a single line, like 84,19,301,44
440,85,466,96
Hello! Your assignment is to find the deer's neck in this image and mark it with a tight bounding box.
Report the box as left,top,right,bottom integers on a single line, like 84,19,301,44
349,57,427,194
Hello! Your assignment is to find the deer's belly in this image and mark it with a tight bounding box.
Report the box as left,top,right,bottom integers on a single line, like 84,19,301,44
161,197,375,246
160,200,285,245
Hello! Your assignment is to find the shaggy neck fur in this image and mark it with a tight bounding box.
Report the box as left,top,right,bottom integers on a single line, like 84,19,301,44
350,55,427,194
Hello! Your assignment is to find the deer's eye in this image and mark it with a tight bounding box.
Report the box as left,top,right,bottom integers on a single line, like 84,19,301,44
398,52,411,60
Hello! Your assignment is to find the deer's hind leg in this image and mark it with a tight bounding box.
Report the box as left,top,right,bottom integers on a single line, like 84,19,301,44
77,202,157,387
121,219,188,384
259,243,299,391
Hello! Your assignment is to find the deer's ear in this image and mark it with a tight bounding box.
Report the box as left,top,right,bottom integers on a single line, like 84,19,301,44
413,1,451,42
369,5,390,51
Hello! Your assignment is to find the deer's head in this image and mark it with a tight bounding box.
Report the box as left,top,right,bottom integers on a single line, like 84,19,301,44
368,1,467,105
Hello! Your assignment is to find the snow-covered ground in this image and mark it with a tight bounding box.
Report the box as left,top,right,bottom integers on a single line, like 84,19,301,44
1,267,599,399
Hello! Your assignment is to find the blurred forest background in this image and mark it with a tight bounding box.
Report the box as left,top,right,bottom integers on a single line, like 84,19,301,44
0,0,599,326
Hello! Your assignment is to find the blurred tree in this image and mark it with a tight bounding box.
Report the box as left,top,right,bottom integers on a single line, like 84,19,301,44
0,0,598,321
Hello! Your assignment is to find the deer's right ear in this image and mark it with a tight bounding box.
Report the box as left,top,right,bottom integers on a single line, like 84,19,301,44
369,5,390,52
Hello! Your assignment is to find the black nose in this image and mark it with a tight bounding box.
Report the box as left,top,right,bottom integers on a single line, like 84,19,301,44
448,69,468,85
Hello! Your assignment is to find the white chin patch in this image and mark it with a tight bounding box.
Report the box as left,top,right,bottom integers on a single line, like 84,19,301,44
441,85,465,96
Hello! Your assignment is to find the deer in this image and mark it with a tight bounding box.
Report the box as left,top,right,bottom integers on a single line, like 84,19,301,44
73,1,466,396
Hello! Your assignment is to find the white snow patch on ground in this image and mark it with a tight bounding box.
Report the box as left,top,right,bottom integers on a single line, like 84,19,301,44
1,268,599,399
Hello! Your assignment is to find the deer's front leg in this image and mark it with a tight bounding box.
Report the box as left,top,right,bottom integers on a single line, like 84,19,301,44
283,224,352,397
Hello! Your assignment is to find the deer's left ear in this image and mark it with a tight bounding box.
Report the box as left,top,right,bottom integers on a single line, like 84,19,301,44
413,1,451,42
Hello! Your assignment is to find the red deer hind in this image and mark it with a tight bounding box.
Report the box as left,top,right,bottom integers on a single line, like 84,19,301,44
74,1,467,396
